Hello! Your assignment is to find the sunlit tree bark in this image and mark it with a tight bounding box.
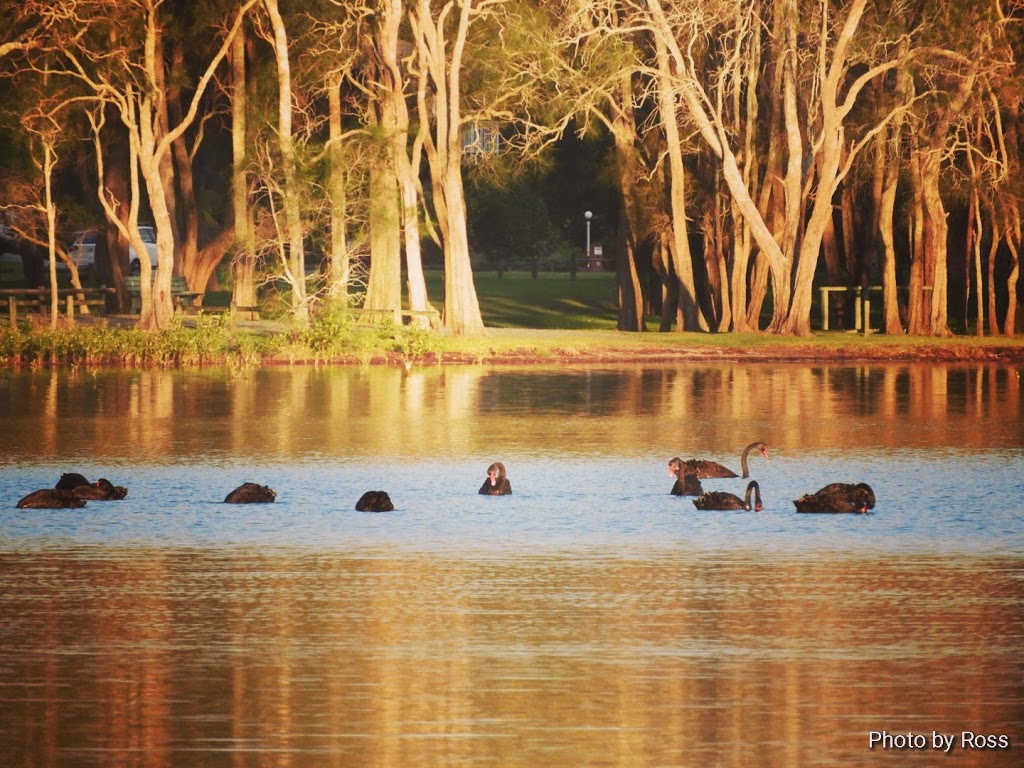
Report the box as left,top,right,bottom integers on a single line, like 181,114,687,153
262,0,307,322
410,0,484,335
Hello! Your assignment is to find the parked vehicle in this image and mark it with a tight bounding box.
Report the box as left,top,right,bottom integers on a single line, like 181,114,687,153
67,230,99,277
129,225,159,272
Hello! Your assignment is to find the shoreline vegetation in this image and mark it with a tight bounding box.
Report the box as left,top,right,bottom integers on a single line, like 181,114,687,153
2,316,1023,368
2,273,1023,368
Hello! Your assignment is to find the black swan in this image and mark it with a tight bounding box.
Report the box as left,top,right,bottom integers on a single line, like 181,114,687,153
479,462,512,495
676,441,769,479
668,458,704,496
794,482,875,514
693,481,763,511
17,488,87,509
55,472,91,490
224,483,277,503
72,478,128,500
356,491,394,512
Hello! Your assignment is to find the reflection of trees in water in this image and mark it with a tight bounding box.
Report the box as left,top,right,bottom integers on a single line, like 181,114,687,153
2,364,1021,461
6,551,1020,767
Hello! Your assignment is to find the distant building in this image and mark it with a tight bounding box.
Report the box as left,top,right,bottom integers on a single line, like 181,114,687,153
461,122,500,159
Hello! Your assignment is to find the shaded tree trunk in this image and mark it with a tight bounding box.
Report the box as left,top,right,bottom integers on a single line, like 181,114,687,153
230,24,258,318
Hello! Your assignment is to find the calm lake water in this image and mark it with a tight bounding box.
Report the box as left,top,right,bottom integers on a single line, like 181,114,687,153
1,363,1022,767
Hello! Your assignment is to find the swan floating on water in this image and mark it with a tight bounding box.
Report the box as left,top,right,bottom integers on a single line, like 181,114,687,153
356,491,394,512
794,482,875,514
224,483,277,503
668,458,704,496
479,462,512,495
693,481,763,511
676,441,768,479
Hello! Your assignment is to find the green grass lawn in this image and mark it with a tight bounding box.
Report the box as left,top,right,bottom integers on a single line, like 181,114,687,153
427,270,619,329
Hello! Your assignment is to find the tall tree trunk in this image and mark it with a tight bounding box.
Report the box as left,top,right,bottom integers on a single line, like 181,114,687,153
875,132,904,334
985,208,1001,336
652,29,701,331
264,0,307,322
364,118,402,318
412,0,484,334
610,75,645,332
906,146,928,334
325,73,350,301
1004,210,1021,336
919,150,952,337
380,0,436,328
230,24,258,317
783,0,869,336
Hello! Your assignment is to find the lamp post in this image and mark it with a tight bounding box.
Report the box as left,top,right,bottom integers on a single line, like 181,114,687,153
579,210,593,280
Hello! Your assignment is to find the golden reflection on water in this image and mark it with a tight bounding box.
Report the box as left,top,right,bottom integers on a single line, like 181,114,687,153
1,550,1020,768
2,363,1022,461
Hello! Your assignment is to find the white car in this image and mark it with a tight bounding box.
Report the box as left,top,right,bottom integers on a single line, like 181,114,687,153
64,225,159,275
129,225,159,272
67,230,99,275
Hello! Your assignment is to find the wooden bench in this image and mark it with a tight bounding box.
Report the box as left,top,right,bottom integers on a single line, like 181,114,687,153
819,285,882,333
0,287,115,327
125,275,201,313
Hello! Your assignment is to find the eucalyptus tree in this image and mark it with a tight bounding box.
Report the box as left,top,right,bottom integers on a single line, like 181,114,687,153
20,0,257,330
906,0,1022,336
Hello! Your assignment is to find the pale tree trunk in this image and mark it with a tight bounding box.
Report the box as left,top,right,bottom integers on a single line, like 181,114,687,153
89,104,150,316
1001,113,1021,335
920,151,952,336
735,0,781,333
364,144,402,318
969,187,983,335
609,75,646,332
82,0,255,329
645,0,791,329
874,132,904,334
721,0,764,333
411,0,484,335
985,207,1001,336
137,109,178,330
651,28,701,331
783,0,870,335
906,145,928,334
231,26,258,317
912,64,977,337
326,73,350,300
263,0,307,322
1003,210,1021,335
42,139,59,328
379,0,436,328
133,8,176,331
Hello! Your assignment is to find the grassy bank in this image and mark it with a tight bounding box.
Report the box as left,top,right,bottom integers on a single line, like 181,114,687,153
1,270,1023,367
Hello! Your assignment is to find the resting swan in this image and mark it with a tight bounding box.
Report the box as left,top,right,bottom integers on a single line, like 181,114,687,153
55,473,128,499
794,482,875,514
668,458,704,496
356,491,394,512
224,483,277,503
72,479,128,500
676,441,768,479
693,481,763,511
17,489,87,509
